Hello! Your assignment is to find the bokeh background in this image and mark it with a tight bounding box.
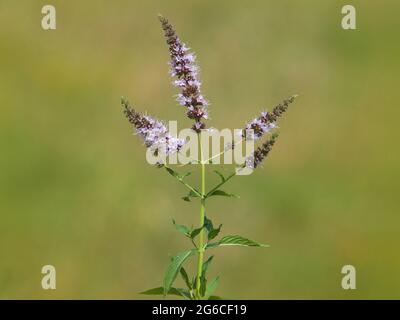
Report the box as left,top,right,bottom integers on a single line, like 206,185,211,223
1,0,399,299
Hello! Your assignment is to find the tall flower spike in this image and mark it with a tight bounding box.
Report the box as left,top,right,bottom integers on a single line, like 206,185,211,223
242,95,298,141
122,98,185,157
159,15,209,132
245,133,279,169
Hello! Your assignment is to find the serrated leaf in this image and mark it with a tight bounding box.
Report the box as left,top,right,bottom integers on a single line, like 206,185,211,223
172,219,190,237
207,235,269,248
163,250,195,296
205,276,219,299
141,286,189,298
208,190,239,198
180,267,192,290
214,170,226,182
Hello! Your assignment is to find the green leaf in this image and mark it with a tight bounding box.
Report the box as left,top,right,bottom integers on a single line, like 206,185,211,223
205,276,219,299
180,267,192,290
141,286,189,298
172,219,190,237
199,255,214,298
165,166,180,178
182,190,200,202
191,276,196,289
202,255,214,274
163,250,195,296
165,167,192,180
208,295,223,300
203,216,222,241
208,190,239,198
180,172,192,179
208,224,222,240
204,216,213,233
190,226,203,239
207,235,269,248
200,275,207,297
214,170,226,182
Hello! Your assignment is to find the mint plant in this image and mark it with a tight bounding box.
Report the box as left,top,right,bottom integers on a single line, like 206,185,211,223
121,16,297,300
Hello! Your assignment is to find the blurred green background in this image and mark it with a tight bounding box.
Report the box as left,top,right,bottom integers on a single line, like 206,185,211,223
1,0,399,299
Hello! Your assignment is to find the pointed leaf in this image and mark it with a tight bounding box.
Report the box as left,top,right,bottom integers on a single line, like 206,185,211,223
203,216,222,241
163,250,195,296
199,255,214,298
204,216,213,233
208,224,222,241
182,190,200,202
208,190,239,198
214,170,226,182
179,172,192,179
205,276,219,299
165,167,180,178
180,267,192,290
190,226,203,239
202,255,214,274
188,190,200,197
200,275,207,297
141,287,189,298
172,219,190,237
207,235,269,248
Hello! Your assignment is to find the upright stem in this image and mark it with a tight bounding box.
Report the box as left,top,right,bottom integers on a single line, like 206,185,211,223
196,133,206,299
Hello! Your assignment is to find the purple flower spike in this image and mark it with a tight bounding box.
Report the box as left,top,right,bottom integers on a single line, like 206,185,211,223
122,98,184,157
159,15,208,132
245,133,279,169
242,95,298,141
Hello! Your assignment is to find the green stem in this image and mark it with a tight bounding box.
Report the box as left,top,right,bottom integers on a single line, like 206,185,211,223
196,133,206,299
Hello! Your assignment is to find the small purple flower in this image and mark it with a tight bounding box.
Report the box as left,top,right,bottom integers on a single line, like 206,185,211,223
159,15,208,132
122,98,184,156
242,95,297,141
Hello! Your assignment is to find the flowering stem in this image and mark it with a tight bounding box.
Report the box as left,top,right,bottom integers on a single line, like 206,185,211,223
196,133,206,299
